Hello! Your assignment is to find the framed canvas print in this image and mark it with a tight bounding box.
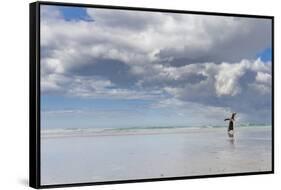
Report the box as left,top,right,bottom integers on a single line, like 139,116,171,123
29,1,274,188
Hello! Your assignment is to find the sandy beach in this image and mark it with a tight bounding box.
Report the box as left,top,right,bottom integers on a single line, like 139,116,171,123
41,126,272,185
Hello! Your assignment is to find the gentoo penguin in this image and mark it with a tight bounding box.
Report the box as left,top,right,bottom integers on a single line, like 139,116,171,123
224,113,236,138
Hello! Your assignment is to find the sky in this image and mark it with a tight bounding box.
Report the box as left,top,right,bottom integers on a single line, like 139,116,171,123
40,5,272,129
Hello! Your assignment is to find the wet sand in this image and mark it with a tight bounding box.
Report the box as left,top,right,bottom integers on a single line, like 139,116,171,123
41,126,272,185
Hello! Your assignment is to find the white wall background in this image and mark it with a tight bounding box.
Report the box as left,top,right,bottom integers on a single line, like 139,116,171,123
0,0,279,189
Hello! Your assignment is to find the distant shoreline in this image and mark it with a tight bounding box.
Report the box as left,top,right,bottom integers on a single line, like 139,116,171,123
41,125,271,139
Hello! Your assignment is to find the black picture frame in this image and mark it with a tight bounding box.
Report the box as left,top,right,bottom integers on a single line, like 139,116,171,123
29,1,274,189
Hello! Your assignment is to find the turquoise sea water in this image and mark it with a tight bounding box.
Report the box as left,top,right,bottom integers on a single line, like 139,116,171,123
41,124,271,138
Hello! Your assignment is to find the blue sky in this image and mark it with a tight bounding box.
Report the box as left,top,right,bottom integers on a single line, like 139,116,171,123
41,96,202,128
41,5,272,129
257,48,272,62
59,6,93,21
